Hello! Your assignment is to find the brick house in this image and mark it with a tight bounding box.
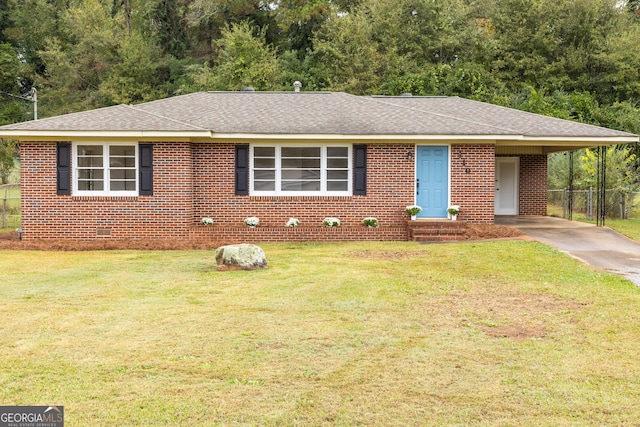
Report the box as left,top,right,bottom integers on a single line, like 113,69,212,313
0,91,636,242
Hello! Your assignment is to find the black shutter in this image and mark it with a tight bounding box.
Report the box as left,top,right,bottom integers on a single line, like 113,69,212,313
56,142,71,195
353,144,367,195
139,143,153,195
235,144,249,195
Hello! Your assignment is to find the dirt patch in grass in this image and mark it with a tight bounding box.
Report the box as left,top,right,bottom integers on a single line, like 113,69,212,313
348,250,427,260
426,291,588,341
0,223,521,250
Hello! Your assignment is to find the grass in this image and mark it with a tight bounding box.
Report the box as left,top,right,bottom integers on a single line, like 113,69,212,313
1,241,639,425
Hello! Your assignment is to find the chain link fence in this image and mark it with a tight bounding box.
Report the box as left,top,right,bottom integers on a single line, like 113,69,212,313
548,188,640,220
1,184,21,229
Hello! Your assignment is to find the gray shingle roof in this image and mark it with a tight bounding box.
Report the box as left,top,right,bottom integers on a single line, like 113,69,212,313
131,91,511,135
0,91,635,140
372,95,630,138
2,104,207,132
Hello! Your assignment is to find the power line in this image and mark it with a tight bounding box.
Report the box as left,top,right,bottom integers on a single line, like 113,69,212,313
0,88,37,120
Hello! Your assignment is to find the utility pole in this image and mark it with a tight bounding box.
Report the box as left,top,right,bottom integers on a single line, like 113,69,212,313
0,87,37,120
31,87,37,120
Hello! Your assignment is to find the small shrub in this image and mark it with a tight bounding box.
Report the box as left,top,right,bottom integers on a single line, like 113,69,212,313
285,218,300,227
244,217,260,227
322,217,340,227
362,217,379,227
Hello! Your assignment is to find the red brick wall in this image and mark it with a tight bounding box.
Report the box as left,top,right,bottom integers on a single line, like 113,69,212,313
20,142,193,239
450,144,495,222
189,225,409,243
192,143,417,227
519,154,548,215
20,141,527,241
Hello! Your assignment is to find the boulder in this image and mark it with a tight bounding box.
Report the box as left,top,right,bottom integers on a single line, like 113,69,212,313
215,244,268,271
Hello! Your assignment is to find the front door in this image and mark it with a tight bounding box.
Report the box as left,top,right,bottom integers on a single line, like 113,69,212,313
495,157,519,215
416,146,449,218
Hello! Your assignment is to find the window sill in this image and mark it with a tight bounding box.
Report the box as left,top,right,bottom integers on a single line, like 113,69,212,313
248,195,354,201
71,195,140,202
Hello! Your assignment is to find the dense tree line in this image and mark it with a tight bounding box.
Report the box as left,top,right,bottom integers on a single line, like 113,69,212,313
0,0,639,187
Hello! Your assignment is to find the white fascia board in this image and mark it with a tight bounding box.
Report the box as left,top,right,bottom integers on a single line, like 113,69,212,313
207,132,518,142
500,135,639,146
0,130,211,142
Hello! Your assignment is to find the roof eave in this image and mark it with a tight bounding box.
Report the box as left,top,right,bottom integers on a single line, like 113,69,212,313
0,130,212,142
205,133,518,142
499,135,639,147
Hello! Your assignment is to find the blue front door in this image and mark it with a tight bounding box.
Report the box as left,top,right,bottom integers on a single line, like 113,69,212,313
416,146,449,218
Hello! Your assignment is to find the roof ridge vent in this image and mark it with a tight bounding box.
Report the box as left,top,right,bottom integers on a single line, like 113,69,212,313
241,87,255,92
400,93,413,97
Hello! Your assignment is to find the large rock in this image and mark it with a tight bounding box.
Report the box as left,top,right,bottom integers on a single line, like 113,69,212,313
215,244,268,271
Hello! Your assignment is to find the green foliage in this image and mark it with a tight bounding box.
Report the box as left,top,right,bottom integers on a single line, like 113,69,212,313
0,43,19,93
185,21,282,91
99,31,170,104
0,139,17,184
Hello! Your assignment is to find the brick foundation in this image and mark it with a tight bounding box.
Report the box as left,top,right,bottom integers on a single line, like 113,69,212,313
190,225,409,243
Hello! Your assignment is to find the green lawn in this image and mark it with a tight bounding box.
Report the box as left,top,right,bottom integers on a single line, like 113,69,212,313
1,241,639,425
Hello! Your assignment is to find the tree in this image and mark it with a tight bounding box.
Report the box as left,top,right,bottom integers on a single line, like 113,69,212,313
0,139,17,184
146,0,191,58
185,0,274,60
35,0,119,115
0,43,19,93
185,21,282,91
99,31,170,104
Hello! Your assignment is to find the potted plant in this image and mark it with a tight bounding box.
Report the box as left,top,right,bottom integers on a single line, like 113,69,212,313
201,217,213,226
322,217,340,227
285,218,300,227
362,217,379,228
404,205,422,220
244,217,260,227
447,205,460,220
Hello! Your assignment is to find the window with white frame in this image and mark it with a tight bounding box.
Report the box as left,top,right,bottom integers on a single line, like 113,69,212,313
251,145,351,195
73,143,138,195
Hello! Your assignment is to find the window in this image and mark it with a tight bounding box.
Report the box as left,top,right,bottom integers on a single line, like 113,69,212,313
73,143,138,195
251,145,351,195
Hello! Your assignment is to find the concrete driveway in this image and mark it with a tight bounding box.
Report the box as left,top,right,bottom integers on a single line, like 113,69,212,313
496,216,640,286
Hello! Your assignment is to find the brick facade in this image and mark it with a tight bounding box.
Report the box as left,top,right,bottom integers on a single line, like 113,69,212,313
20,141,546,241
450,144,495,222
20,142,193,240
518,154,548,216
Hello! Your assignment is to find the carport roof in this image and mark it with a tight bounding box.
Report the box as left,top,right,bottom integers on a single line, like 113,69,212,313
0,91,636,149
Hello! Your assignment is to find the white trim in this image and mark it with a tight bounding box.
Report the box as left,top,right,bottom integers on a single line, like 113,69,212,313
3,129,636,147
72,142,139,197
250,143,352,196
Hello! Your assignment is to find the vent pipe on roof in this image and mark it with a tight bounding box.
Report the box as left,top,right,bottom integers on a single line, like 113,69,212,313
294,81,302,92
